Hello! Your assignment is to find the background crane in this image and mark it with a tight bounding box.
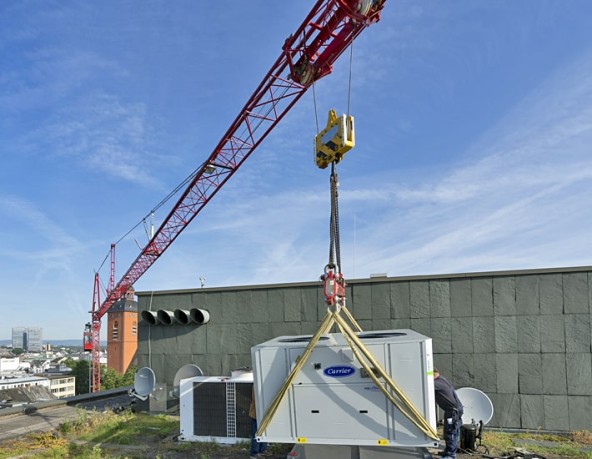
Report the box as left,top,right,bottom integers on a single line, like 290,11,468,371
86,0,386,392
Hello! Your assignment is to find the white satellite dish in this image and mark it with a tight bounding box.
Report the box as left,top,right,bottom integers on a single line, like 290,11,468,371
130,367,156,401
457,387,494,425
172,364,204,398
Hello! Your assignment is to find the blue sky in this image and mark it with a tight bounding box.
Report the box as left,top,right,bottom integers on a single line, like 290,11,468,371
1,1,591,340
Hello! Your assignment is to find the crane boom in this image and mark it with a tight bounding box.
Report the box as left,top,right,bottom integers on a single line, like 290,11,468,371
89,0,386,391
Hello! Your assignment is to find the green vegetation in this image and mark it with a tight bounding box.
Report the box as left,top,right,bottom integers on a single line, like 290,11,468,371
64,360,137,394
0,409,590,458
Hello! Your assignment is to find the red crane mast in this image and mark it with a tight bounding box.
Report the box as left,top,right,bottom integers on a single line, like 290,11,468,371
88,0,386,392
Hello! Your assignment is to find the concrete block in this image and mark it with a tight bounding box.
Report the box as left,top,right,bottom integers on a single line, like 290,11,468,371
565,314,591,353
184,327,207,355
430,280,450,318
391,282,410,319
473,317,495,354
371,282,391,319
431,318,452,353
452,353,475,388
541,354,567,395
266,289,286,322
205,353,223,376
410,282,430,318
204,292,222,323
520,395,544,429
518,354,542,394
433,354,452,376
568,396,592,431
516,275,540,315
473,353,497,392
235,290,252,316
410,318,431,338
516,315,540,353
496,353,518,394
237,322,273,350
543,395,570,431
390,318,411,329
493,276,517,316
221,354,245,375
450,279,472,317
451,317,474,353
352,284,372,320
206,323,238,355
490,393,521,428
472,277,493,317
356,319,372,331
298,321,317,335
566,353,592,395
540,315,565,353
371,319,392,331
147,354,166,382
495,316,517,353
284,288,301,322
251,290,271,322
219,290,240,324
539,274,563,315
191,291,207,309
301,287,320,322
270,321,302,338
563,273,589,313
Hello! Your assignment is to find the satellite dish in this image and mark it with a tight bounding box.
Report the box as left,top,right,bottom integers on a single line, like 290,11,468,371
457,387,494,425
131,367,156,400
172,364,203,398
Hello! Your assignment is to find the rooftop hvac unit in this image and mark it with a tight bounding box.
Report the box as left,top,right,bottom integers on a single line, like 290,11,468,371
179,373,253,443
251,329,438,448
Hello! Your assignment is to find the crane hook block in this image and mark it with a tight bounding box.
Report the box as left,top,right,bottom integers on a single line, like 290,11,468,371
314,109,355,169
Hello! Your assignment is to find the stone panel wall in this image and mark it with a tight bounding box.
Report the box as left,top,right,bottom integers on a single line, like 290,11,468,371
136,266,592,431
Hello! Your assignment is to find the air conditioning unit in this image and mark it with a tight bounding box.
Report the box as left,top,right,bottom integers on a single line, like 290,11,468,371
251,329,438,448
179,373,253,443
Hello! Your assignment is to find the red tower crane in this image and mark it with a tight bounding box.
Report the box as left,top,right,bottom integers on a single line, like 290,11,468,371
86,0,386,392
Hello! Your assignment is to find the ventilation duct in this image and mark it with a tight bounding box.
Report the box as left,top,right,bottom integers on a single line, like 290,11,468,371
141,310,159,325
157,309,176,325
174,309,192,325
190,308,210,324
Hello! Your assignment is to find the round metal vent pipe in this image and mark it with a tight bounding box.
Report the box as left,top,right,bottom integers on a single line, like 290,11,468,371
141,310,159,325
174,309,191,325
157,309,176,325
190,308,210,324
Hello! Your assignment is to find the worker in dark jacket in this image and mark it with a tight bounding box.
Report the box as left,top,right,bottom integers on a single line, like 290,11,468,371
433,369,463,459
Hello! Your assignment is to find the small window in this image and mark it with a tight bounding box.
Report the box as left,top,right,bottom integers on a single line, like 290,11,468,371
131,321,137,335
113,321,119,340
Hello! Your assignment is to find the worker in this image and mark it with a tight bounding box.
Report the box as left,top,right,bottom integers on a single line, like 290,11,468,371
249,388,269,459
433,368,463,459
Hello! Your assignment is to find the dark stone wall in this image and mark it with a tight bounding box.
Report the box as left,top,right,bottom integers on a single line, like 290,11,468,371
137,266,592,431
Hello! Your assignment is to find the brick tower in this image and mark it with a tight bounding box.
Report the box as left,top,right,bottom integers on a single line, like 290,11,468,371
106,287,138,374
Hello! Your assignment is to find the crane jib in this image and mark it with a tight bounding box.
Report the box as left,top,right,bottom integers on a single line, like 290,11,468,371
88,0,387,391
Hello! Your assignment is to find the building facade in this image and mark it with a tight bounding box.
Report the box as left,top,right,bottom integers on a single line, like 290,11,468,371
40,374,76,399
136,266,592,432
11,327,43,352
107,287,138,374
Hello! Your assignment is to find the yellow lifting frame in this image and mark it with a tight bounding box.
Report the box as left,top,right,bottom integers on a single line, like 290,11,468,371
314,109,355,169
256,305,439,442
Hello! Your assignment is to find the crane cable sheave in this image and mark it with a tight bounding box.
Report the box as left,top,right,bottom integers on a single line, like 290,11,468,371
314,109,355,169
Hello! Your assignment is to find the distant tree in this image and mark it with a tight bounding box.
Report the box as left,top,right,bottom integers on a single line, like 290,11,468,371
12,348,24,355
66,359,91,395
101,365,137,390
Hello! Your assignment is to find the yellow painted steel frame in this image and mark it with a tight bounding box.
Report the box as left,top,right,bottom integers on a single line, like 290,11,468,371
314,109,355,169
256,306,439,441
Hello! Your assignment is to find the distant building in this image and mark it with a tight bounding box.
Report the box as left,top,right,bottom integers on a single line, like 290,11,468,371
11,327,25,350
107,287,138,374
37,374,76,399
11,327,43,352
26,327,43,352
